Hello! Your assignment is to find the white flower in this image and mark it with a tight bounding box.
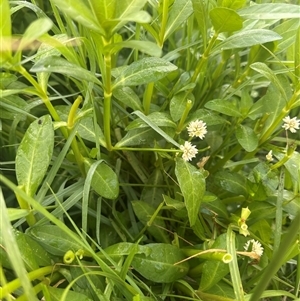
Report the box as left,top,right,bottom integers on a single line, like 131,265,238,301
187,119,207,139
282,116,300,133
180,141,198,161
266,150,273,162
244,239,264,257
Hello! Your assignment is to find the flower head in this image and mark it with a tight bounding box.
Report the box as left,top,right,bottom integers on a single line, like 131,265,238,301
244,239,264,257
180,141,198,161
187,119,207,139
266,150,273,162
282,116,300,133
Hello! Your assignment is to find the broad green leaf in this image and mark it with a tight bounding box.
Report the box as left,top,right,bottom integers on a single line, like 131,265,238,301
127,112,176,130
212,29,282,52
115,127,160,147
132,111,180,147
48,287,93,301
222,0,246,10
164,0,193,40
141,169,164,207
239,3,300,19
84,159,119,200
132,201,170,243
28,225,84,256
106,40,162,57
214,171,248,196
78,117,106,147
51,0,104,35
113,57,177,89
235,125,258,152
204,99,242,117
132,243,189,283
0,0,12,62
113,86,143,111
189,109,227,126
175,159,206,226
209,7,243,33
103,242,151,258
170,93,188,122
16,18,53,53
16,115,54,197
30,56,102,85
250,62,287,100
0,95,28,120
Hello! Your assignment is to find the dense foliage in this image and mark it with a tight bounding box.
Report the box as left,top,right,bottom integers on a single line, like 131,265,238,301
1,0,300,300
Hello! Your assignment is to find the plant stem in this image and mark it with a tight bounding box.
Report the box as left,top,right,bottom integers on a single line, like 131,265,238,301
159,0,169,47
143,82,154,115
273,167,284,254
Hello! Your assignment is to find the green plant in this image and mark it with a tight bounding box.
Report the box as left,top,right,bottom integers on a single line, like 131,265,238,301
1,0,300,300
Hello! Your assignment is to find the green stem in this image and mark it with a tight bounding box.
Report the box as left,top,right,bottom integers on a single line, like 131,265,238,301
159,0,169,47
143,82,154,115
0,266,58,298
103,38,113,151
176,99,193,134
273,167,284,255
191,32,218,84
15,188,36,226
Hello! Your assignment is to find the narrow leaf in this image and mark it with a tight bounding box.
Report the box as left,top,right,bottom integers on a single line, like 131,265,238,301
51,0,104,34
175,159,206,226
31,56,102,85
16,115,54,196
205,99,242,117
113,87,143,111
164,0,193,40
215,171,248,196
213,29,282,52
113,57,177,89
239,3,300,19
0,0,12,62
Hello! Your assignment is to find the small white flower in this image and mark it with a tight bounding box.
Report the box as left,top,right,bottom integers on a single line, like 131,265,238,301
244,239,264,257
187,119,207,139
282,116,300,133
180,141,198,161
266,150,273,162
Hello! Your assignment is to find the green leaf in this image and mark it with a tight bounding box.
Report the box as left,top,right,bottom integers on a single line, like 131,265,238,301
127,112,176,130
84,159,119,200
235,125,258,152
48,287,93,301
175,159,206,226
222,0,246,10
131,243,189,283
212,29,282,52
6,208,29,222
189,109,227,126
16,18,53,53
131,201,170,243
113,87,143,111
0,0,12,62
164,0,193,40
250,62,287,100
16,115,54,197
204,99,242,117
170,92,188,122
51,0,104,34
214,171,248,196
239,3,300,19
192,0,209,47
132,111,179,147
106,40,162,57
209,7,243,33
113,57,177,89
30,56,102,85
115,127,160,147
27,225,83,256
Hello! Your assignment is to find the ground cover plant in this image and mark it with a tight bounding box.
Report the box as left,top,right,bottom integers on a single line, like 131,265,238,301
0,0,300,300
